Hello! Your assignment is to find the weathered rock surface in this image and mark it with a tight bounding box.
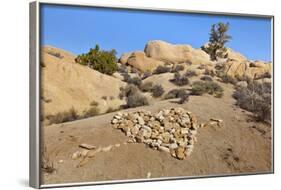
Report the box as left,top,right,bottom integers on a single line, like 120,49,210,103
111,108,199,160
120,51,165,72
218,60,271,80
144,40,211,65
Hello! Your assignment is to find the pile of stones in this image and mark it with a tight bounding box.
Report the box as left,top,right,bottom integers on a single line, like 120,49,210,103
111,107,199,160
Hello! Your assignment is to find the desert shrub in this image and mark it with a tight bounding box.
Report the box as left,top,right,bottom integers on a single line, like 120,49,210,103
47,51,63,59
90,100,99,106
129,77,142,86
170,72,189,86
126,93,149,108
48,107,79,124
142,71,152,79
178,93,189,104
200,75,213,81
233,81,271,122
101,96,107,100
235,75,251,83
75,44,117,75
191,81,224,98
81,107,100,118
185,70,197,77
221,75,237,84
119,84,139,99
42,146,55,174
204,68,216,77
139,81,154,92
171,65,185,73
117,64,128,73
120,84,149,108
164,89,188,99
109,96,114,100
122,73,142,86
151,85,165,97
197,64,207,70
153,65,171,74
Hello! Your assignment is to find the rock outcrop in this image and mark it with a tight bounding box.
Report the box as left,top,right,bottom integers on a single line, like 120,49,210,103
219,60,271,79
41,46,126,117
144,40,211,65
122,51,165,72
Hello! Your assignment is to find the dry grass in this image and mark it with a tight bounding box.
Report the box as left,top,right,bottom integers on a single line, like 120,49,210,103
47,107,79,124
42,146,55,174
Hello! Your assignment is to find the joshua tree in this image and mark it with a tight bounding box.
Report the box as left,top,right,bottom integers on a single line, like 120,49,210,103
202,22,232,61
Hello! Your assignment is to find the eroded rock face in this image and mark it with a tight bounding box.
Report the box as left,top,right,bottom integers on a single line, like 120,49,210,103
144,40,211,65
121,51,165,72
221,60,271,79
111,108,199,160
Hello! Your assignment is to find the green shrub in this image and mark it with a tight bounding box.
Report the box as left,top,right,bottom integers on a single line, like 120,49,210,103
191,81,224,98
151,85,165,97
170,72,189,86
75,44,117,75
48,107,79,124
153,65,171,74
139,81,154,92
171,65,185,73
233,81,271,122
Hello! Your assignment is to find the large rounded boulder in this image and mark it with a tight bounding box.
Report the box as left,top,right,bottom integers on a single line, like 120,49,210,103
144,40,211,65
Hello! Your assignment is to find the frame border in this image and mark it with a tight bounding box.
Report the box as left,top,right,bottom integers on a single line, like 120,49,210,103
29,1,274,188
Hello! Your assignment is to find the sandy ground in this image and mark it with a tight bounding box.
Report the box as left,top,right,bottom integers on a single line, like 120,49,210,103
42,82,272,185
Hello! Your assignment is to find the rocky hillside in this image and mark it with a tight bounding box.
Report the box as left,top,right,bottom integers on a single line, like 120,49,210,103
41,46,126,118
119,40,271,80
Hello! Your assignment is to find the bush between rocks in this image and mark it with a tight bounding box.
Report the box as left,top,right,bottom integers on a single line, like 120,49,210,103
200,75,213,81
153,65,171,74
171,65,185,73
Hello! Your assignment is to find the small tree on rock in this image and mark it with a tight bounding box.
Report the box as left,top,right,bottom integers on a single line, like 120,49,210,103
202,22,232,61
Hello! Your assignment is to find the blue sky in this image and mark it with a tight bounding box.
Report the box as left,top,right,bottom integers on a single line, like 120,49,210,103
40,4,272,61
